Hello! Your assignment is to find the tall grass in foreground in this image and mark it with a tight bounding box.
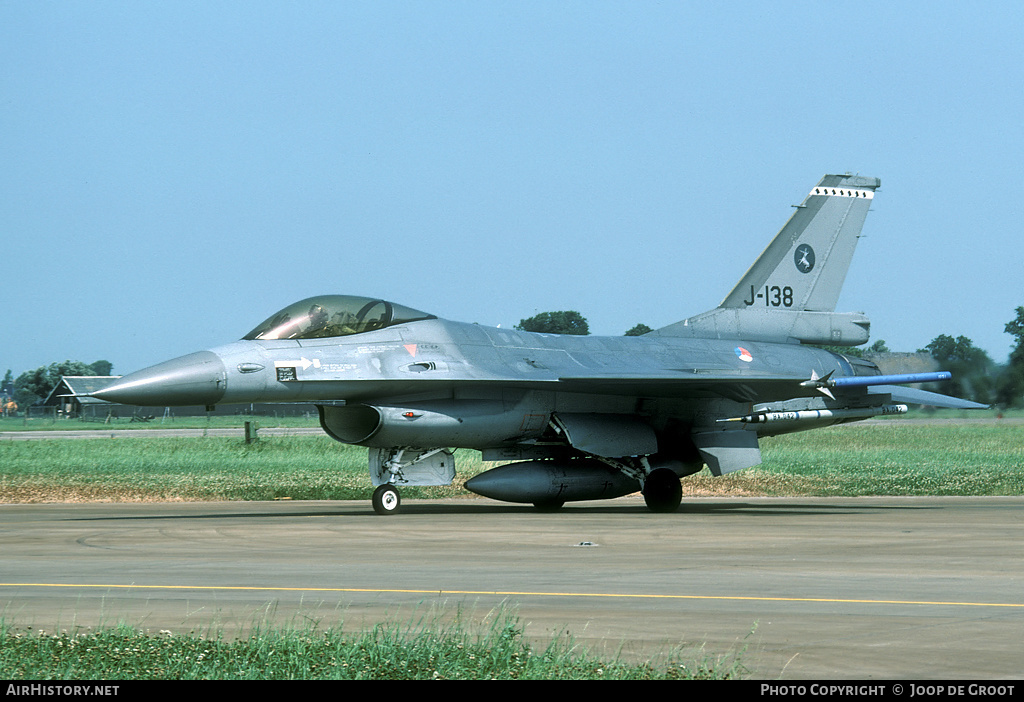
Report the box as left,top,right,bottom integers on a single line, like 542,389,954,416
0,611,741,680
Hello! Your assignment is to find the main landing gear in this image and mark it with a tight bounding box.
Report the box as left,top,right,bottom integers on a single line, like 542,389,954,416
597,456,684,513
642,467,683,513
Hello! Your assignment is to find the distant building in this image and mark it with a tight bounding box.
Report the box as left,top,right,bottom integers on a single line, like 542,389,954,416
42,376,313,421
43,376,120,418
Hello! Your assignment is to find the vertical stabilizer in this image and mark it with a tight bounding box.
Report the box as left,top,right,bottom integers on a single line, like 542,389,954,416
653,174,880,345
720,174,880,312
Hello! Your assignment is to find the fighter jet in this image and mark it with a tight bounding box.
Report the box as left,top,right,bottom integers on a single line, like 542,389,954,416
92,174,985,514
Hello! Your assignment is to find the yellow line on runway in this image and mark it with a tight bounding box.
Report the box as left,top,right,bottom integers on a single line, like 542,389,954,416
2,583,1022,609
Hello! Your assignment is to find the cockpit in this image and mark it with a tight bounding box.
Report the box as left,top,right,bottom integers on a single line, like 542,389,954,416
242,295,437,341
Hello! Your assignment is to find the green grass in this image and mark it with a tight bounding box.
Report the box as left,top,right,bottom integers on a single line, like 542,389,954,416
0,413,320,432
902,406,1024,420
0,610,741,680
756,423,1024,496
2,422,1022,503
0,435,489,503
669,422,1024,498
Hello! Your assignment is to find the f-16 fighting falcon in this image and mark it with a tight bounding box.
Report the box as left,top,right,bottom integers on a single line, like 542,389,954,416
92,174,985,514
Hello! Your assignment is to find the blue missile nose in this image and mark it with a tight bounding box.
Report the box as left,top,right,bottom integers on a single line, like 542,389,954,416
91,351,228,407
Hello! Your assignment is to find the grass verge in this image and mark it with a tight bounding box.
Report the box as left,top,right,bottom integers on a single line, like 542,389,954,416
2,422,1022,503
675,422,1024,497
0,608,743,680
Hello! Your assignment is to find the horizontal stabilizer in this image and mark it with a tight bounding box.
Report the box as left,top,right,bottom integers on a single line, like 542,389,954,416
868,385,989,410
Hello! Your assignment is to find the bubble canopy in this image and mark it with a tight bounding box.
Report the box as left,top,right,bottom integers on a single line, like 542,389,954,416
242,295,436,341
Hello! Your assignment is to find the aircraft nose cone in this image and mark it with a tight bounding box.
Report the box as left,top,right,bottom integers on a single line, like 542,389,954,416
92,351,228,407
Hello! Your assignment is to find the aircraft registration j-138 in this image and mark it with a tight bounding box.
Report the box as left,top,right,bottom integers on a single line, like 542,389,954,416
92,174,985,514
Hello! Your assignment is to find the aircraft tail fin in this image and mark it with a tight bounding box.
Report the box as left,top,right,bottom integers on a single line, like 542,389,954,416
654,174,880,345
720,173,881,312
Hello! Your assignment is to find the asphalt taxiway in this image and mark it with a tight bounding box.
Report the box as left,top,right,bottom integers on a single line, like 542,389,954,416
1,496,1022,679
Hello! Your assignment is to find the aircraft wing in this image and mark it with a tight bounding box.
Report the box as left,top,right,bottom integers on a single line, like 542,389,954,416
327,371,984,409
555,372,817,403
555,371,987,408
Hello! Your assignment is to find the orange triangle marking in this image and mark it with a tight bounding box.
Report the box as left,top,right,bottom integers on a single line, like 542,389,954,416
404,344,418,357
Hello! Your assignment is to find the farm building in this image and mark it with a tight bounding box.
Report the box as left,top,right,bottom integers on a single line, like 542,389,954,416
41,376,313,421
42,376,121,419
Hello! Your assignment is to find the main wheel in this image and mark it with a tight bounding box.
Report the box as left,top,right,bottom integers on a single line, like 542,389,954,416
372,484,402,515
642,468,682,513
532,499,565,512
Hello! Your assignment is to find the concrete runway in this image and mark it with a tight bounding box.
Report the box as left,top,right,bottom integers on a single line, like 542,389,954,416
1,496,1022,679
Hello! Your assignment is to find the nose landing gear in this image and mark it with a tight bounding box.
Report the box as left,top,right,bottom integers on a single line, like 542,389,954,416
371,484,402,515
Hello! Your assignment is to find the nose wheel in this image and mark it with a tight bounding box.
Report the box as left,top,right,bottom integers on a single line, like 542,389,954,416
372,484,402,515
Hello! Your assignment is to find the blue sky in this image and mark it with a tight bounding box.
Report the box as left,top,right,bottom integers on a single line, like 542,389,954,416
3,1,1022,377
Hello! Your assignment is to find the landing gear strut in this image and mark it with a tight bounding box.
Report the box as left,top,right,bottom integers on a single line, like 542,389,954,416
367,447,456,515
372,484,402,515
642,467,682,513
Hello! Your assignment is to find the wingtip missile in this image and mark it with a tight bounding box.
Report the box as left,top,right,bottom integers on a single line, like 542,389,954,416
830,371,952,388
801,370,954,398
